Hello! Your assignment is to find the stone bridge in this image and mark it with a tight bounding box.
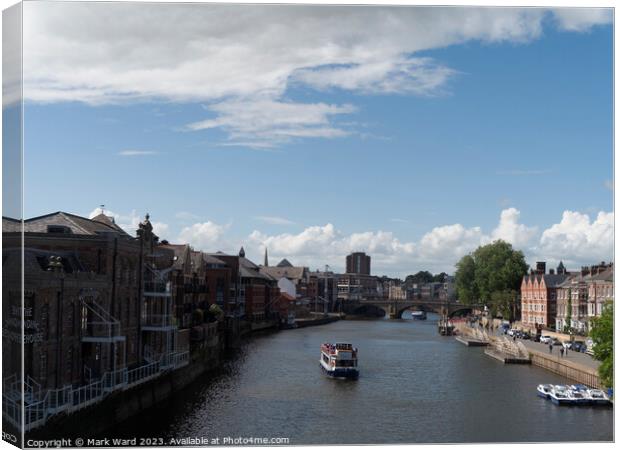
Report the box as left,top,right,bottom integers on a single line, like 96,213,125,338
351,299,478,319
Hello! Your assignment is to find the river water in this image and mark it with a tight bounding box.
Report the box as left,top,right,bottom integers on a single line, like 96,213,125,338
113,313,613,444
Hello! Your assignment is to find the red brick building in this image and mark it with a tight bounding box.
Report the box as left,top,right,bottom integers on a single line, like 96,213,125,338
520,261,570,328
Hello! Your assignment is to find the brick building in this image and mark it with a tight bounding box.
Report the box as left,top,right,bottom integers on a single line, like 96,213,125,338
346,252,371,275
521,261,570,328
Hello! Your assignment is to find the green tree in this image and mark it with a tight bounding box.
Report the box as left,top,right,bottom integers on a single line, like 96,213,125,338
455,255,477,304
433,272,448,282
405,271,434,286
454,240,528,320
590,301,613,388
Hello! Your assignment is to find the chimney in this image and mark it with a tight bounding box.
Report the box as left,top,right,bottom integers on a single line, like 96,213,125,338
536,262,546,275
549,269,555,275
581,266,590,276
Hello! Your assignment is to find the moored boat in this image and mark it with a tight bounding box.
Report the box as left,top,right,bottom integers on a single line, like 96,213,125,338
320,342,359,380
536,384,553,399
549,385,574,405
587,388,612,406
411,311,427,320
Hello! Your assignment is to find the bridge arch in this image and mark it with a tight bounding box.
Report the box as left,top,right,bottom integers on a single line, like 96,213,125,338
395,303,441,319
448,307,473,318
350,303,387,318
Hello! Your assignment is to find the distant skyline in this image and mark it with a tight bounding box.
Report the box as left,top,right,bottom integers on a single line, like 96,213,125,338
10,3,613,277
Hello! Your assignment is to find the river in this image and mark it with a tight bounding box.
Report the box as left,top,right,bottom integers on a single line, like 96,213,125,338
111,313,613,444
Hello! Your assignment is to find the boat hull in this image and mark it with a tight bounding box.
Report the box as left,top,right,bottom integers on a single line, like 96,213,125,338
319,363,359,380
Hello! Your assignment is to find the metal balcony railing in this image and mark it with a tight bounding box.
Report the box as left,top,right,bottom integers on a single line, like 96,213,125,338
2,350,190,432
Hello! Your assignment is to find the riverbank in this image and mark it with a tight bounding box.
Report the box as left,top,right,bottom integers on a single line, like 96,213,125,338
294,313,341,328
455,323,604,388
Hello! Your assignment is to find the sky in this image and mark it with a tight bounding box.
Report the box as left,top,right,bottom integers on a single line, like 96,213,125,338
9,2,614,277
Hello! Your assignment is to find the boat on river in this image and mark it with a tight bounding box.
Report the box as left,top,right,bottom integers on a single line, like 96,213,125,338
536,384,553,399
549,385,574,405
320,342,359,380
411,311,427,320
587,388,612,406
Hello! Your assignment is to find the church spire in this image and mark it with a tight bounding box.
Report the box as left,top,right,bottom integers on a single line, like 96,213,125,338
264,247,269,266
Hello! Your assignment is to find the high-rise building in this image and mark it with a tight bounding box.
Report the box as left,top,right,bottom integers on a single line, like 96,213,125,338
346,252,371,275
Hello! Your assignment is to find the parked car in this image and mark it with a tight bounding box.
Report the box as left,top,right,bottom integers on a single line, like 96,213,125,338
539,335,553,344
552,339,563,346
520,332,531,340
570,341,587,352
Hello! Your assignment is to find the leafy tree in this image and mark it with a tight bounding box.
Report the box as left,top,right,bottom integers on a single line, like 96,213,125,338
433,272,448,282
455,255,477,304
590,301,613,388
454,240,528,320
405,271,434,286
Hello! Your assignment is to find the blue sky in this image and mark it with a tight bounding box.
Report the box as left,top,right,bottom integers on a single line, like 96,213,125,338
14,4,613,277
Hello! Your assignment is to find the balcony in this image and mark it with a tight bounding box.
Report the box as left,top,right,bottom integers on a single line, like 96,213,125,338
141,314,176,331
81,297,126,343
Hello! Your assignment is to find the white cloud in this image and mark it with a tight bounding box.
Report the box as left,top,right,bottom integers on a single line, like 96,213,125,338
185,99,355,148
538,210,614,265
293,57,456,95
21,5,608,145
490,208,538,248
245,208,613,276
254,215,296,226
551,8,612,32
118,150,159,156
177,221,229,251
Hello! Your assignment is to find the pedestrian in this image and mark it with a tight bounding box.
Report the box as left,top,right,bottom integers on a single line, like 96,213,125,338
560,346,564,358
548,343,553,354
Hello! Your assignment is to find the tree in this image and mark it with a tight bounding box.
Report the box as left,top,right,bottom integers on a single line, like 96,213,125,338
455,255,477,304
405,271,434,286
433,272,448,282
590,301,613,388
454,240,528,320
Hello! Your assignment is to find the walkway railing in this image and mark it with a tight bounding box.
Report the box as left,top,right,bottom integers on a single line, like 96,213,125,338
2,351,190,432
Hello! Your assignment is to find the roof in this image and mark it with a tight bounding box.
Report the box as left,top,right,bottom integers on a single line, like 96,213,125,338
524,273,570,288
2,217,21,232
590,266,614,282
260,265,307,282
4,247,86,274
239,256,274,280
18,211,131,237
159,244,190,270
276,258,293,268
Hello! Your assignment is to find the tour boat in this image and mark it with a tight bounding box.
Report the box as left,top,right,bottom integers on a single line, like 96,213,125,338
587,388,612,406
549,385,574,405
536,384,553,399
411,311,427,320
319,342,359,380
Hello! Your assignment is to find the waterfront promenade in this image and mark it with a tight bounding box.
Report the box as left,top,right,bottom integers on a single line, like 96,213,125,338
520,339,601,370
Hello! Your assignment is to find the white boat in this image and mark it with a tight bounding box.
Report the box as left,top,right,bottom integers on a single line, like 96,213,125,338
587,388,612,406
319,342,359,380
536,384,553,399
567,388,590,405
411,311,427,320
549,385,574,405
